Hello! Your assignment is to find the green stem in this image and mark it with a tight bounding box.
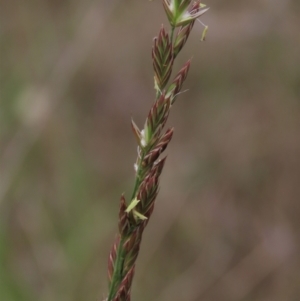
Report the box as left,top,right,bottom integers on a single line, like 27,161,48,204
107,237,127,301
130,152,146,201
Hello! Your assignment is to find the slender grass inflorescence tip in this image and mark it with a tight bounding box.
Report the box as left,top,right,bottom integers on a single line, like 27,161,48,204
105,1,209,301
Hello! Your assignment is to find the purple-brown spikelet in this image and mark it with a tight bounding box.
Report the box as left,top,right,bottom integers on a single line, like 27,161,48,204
137,175,158,211
146,94,171,143
122,229,143,274
130,119,143,148
152,25,174,90
146,94,169,132
105,1,209,301
173,23,194,58
166,59,191,103
156,128,174,153
118,195,130,236
112,266,135,301
108,237,119,283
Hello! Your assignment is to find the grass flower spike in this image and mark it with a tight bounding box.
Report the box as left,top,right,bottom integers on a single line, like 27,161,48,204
105,1,209,301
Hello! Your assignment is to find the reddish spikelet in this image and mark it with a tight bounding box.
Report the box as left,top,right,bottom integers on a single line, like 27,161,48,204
152,25,174,90
142,128,173,166
137,173,159,215
143,201,155,221
153,156,167,177
143,149,161,166
166,59,191,103
112,285,129,301
156,128,174,153
108,236,120,283
123,228,139,254
122,227,144,275
173,22,194,59
146,93,171,146
118,195,130,236
121,267,135,292
131,119,143,148
113,266,135,301
112,286,127,301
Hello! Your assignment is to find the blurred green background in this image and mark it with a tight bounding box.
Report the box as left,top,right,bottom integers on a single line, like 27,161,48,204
1,1,300,301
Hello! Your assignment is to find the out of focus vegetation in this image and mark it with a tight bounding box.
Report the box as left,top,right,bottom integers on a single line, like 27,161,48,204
1,1,300,301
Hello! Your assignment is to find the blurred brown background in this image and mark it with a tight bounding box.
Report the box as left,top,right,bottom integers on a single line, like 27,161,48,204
1,1,300,301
